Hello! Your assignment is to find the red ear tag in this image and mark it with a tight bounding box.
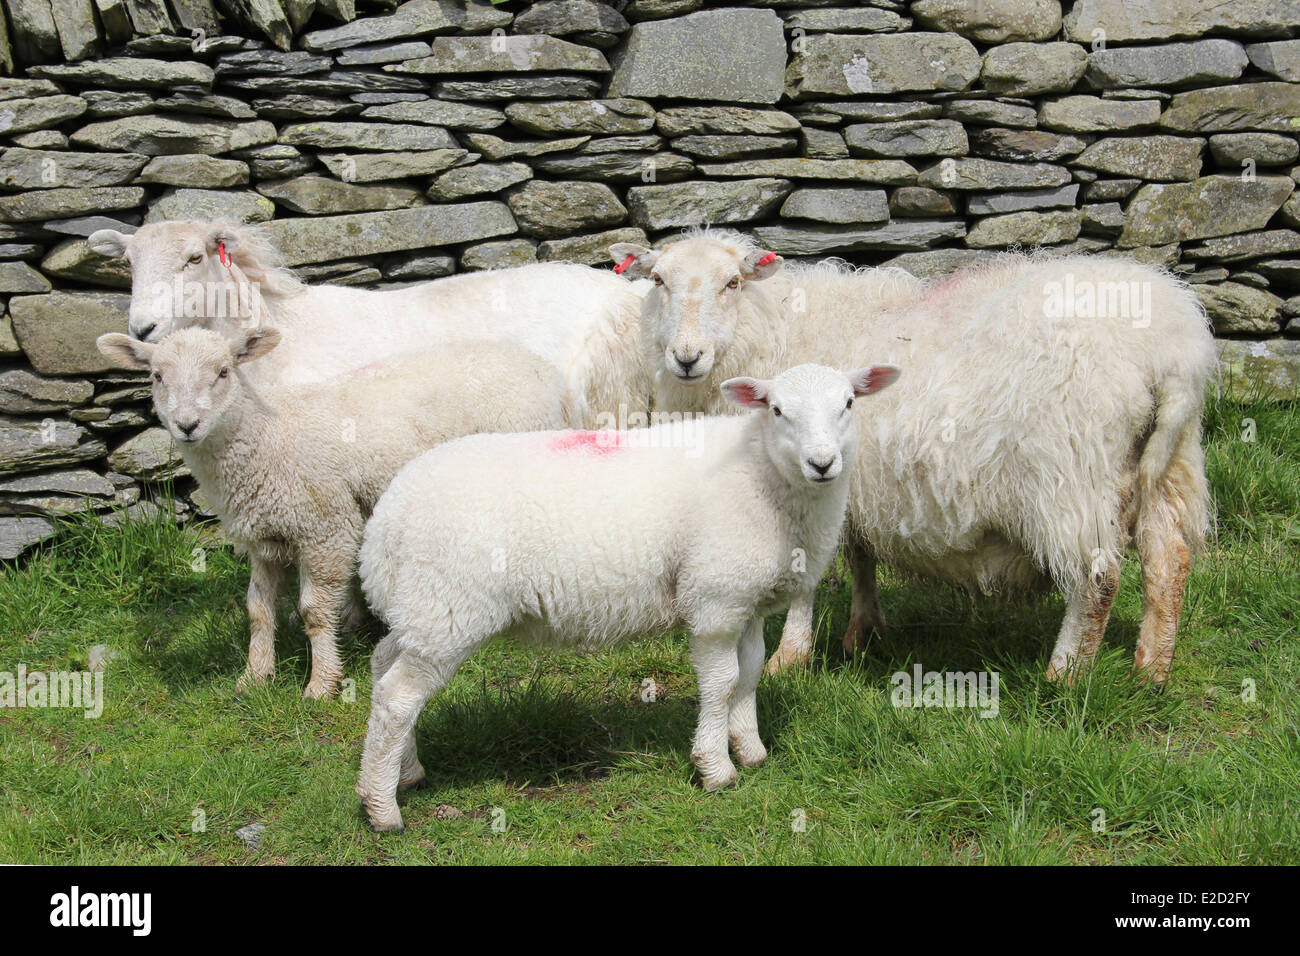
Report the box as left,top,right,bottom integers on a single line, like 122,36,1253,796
756,252,777,267
218,241,230,268
613,253,637,275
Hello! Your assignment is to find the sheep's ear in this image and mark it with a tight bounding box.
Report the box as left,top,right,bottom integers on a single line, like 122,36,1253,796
609,242,658,278
205,223,241,257
234,327,281,364
721,376,771,409
850,364,901,396
97,333,154,371
87,229,130,258
740,249,782,281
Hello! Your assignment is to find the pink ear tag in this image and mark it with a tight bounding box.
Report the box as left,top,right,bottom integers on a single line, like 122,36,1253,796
218,241,230,268
756,252,777,267
613,254,636,275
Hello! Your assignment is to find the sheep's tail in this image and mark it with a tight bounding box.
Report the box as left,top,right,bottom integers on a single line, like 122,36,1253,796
1135,373,1213,556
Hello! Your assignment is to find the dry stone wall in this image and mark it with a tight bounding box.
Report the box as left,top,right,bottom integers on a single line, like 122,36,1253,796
1,0,1299,558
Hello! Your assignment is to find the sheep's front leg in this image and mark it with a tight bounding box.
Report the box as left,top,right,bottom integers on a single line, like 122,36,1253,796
688,628,743,791
298,539,356,700
729,618,768,768
236,556,286,692
765,591,814,675
842,537,885,655
1047,558,1120,685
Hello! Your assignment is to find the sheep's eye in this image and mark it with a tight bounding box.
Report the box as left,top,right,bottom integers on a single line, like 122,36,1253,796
153,372,163,383
772,406,782,417
846,397,854,410
188,254,203,265
651,274,664,286
218,367,229,380
725,276,740,290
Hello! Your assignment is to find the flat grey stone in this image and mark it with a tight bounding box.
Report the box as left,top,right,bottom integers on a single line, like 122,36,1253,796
1038,96,1161,133
981,42,1088,96
262,204,518,266
507,180,626,238
752,219,967,255
844,120,968,158
1120,175,1294,247
911,0,1061,43
610,9,786,103
786,32,980,97
627,178,792,230
780,187,888,224
967,183,1079,214
1086,39,1248,88
1071,135,1205,182
537,227,650,265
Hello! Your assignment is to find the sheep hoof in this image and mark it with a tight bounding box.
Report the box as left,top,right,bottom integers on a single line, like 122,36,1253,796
235,671,270,694
840,615,879,656
764,646,809,676
302,680,337,700
359,797,405,833
731,736,768,768
694,757,739,791
398,772,429,791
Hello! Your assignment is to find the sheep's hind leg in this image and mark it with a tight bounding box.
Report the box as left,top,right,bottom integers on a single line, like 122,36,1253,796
236,556,286,693
842,538,885,656
371,632,427,789
765,591,814,675
1133,522,1191,685
729,618,768,768
358,649,451,832
1046,559,1120,685
689,628,743,791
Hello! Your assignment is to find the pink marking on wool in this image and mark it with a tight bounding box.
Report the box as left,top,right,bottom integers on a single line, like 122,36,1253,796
548,430,626,454
348,362,385,375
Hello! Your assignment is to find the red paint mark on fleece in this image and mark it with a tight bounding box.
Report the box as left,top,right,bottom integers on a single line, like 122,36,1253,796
548,430,626,454
347,362,385,375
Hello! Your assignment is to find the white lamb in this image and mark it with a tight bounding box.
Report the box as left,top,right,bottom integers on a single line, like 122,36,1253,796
96,327,568,699
611,231,1215,684
88,221,651,426
355,361,900,831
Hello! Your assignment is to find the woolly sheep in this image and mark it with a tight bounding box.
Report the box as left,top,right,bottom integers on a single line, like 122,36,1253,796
96,327,568,699
354,361,900,831
611,231,1215,684
88,221,651,426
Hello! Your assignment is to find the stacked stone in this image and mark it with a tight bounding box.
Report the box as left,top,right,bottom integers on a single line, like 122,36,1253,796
2,0,1300,558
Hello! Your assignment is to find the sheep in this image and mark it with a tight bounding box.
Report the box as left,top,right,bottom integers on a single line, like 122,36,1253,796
610,230,1215,685
354,361,901,831
95,327,569,700
87,220,651,426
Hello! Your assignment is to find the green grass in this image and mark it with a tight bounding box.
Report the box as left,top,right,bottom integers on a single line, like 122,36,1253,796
1,393,1296,865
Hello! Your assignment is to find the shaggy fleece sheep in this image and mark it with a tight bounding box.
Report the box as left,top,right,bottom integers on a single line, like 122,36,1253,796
355,362,900,831
97,327,568,699
88,220,651,426
611,230,1215,684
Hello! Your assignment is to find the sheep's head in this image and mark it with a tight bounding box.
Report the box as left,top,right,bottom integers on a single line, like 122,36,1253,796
88,221,259,344
96,327,281,445
610,235,783,386
723,363,899,488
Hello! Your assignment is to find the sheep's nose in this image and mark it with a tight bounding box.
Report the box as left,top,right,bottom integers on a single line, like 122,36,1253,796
675,350,702,373
177,419,199,437
134,322,157,342
807,457,835,476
